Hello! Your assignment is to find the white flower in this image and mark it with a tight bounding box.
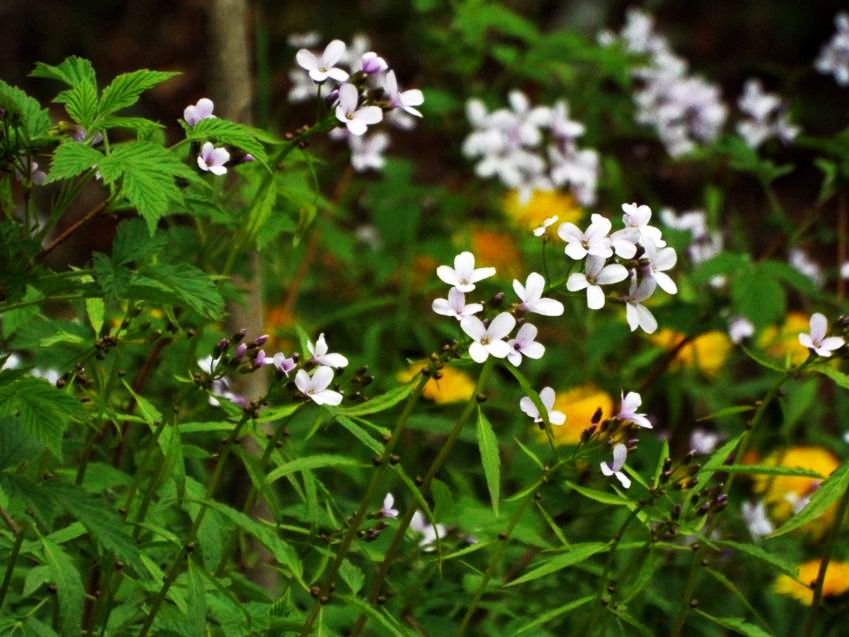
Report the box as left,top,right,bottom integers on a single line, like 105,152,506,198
816,13,849,86
436,251,496,292
380,493,399,519
547,100,585,142
728,316,755,344
507,323,545,366
600,443,631,489
842,261,849,280
359,51,388,75
624,277,658,334
460,312,516,363
566,255,629,310
620,202,665,248
410,510,445,550
295,366,343,406
266,352,296,376
643,243,678,295
616,391,652,429
798,312,845,358
519,386,565,425
30,368,61,385
690,428,722,455
558,214,613,261
296,39,349,83
183,98,216,127
197,355,217,374
197,142,230,175
335,83,383,136
741,501,774,540
533,215,559,237
384,70,424,118
307,333,349,368
349,131,389,172
788,248,824,287
736,79,798,149
513,272,564,316
1,353,21,370
432,287,483,320
288,68,316,103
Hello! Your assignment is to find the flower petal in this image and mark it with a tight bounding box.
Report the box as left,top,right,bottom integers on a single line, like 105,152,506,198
487,312,517,339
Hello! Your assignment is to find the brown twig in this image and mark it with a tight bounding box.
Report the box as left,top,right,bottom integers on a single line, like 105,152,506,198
35,199,108,263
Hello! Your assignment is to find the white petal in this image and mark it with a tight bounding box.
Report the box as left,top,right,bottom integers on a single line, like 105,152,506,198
822,336,845,351
524,273,545,301
596,264,629,285
485,339,512,359
615,471,632,489
564,243,588,260
322,39,347,65
436,265,460,287
487,312,517,339
296,49,319,71
460,316,487,340
320,353,349,368
636,304,657,334
469,341,489,363
586,285,605,310
566,273,589,292
346,119,368,136
311,365,335,391
295,369,311,394
312,388,343,406
600,462,614,476
529,298,564,317
314,333,329,356
470,266,496,283
355,106,384,126
507,349,522,366
550,410,566,426
798,333,815,350
326,68,350,83
612,443,628,471
432,298,455,317
519,396,540,420
522,341,545,359
654,272,678,295
454,251,475,277
512,279,526,301
810,313,828,341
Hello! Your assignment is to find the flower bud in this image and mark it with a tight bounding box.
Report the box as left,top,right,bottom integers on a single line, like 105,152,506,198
234,343,247,360
255,334,269,346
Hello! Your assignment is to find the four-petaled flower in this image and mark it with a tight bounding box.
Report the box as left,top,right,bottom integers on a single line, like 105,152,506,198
460,312,516,363
410,510,445,550
384,70,424,118
558,214,613,260
643,243,678,295
519,386,565,425
600,443,631,489
799,312,845,358
295,366,343,406
616,391,652,429
197,142,230,175
432,287,483,320
307,333,349,368
567,255,629,310
335,83,383,136
265,352,297,376
513,272,564,316
507,322,545,366
436,251,496,293
184,98,216,127
296,39,350,83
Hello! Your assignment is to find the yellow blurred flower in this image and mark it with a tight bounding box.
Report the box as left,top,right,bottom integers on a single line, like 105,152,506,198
469,227,522,280
503,189,583,232
536,385,614,446
753,446,840,529
757,312,810,366
397,363,476,404
649,329,732,377
774,559,849,605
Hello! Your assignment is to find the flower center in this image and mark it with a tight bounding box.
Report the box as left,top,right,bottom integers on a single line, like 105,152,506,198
480,336,490,345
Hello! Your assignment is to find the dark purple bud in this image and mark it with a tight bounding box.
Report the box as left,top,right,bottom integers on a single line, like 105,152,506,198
255,334,269,346
241,153,255,163
234,343,247,360
232,328,248,343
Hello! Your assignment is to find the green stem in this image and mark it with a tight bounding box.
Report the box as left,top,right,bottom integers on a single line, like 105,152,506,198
136,413,252,637
297,372,429,636
348,358,496,637
803,475,849,637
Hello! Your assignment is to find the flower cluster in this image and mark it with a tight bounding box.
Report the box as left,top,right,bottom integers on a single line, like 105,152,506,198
736,79,799,150
660,207,723,272
602,9,727,157
559,203,677,334
432,251,563,365
290,34,424,172
462,92,599,205
182,98,232,176
799,312,845,358
196,330,349,408
816,12,849,86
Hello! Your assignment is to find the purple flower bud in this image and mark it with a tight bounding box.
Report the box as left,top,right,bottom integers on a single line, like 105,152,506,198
241,153,255,163
234,343,247,360
255,350,267,366
255,334,269,346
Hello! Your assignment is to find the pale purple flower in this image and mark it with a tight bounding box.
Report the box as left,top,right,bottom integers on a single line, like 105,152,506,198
513,272,564,316
184,98,216,127
335,83,383,136
533,215,559,237
295,366,343,406
383,70,424,118
266,352,297,376
799,312,845,357
736,79,799,149
519,386,565,425
546,100,585,142
620,202,665,248
566,255,629,310
558,214,613,261
728,316,754,344
432,287,483,320
197,142,230,175
460,312,516,363
410,510,445,550
436,251,495,292
601,443,631,489
624,276,658,334
255,350,267,366
816,13,849,86
307,333,349,368
360,51,388,75
690,428,722,455
741,501,774,540
15,160,46,185
548,145,600,206
296,39,349,83
507,323,545,366
788,248,824,287
616,391,652,429
349,131,389,172
380,493,399,519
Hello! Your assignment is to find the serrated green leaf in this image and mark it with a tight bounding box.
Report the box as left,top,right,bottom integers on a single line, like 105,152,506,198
694,610,773,637
0,377,86,458
476,407,500,518
31,57,96,88
187,117,268,165
338,560,364,595
40,536,84,637
266,455,361,484
111,218,166,266
0,79,51,139
60,81,99,129
130,262,224,318
85,297,104,335
770,461,849,537
0,415,42,470
97,69,180,118
731,265,786,329
45,142,103,183
93,252,131,302
507,542,610,586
